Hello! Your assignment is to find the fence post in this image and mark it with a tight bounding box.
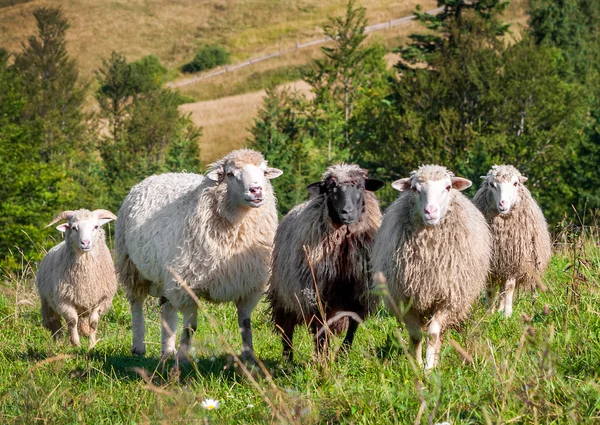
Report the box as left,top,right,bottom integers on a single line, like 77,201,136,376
296,40,299,49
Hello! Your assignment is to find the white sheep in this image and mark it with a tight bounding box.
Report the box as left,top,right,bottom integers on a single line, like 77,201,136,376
372,165,491,370
36,209,118,347
115,149,282,362
472,164,552,317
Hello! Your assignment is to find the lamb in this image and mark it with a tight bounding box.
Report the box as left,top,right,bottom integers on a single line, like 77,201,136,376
371,165,491,370
267,164,384,360
36,209,118,347
115,149,282,362
472,164,552,317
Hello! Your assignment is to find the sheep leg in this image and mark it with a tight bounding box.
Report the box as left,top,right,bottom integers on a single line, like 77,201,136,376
176,305,197,364
161,299,179,360
88,309,100,348
274,308,295,362
341,318,360,350
130,298,147,356
236,291,262,363
503,278,516,318
403,309,423,367
61,305,80,347
311,319,328,360
41,298,62,339
425,313,446,371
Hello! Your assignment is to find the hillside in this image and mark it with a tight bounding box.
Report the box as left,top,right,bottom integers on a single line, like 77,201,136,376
0,0,436,78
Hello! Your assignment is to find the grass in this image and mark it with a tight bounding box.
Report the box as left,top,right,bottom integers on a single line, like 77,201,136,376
0,230,599,424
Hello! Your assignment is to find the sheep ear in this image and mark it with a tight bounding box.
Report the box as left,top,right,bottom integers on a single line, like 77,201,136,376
56,223,70,233
451,177,472,191
264,167,283,179
519,175,528,183
365,179,385,192
206,166,223,181
307,182,323,196
480,176,486,180
97,218,116,227
391,178,412,192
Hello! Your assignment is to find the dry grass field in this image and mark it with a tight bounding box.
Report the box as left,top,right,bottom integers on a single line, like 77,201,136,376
0,0,436,78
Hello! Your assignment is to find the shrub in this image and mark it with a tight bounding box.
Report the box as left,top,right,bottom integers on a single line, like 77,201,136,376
182,45,230,73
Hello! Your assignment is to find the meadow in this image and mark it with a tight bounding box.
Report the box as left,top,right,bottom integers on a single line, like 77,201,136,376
0,229,598,424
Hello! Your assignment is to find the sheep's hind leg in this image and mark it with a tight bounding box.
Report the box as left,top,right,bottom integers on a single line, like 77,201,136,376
88,309,101,348
403,309,423,368
341,317,361,351
130,297,147,356
161,298,179,360
41,298,62,339
176,304,197,364
236,291,262,363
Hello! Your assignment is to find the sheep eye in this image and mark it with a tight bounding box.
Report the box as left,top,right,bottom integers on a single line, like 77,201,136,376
227,171,234,177
445,185,451,191
94,225,99,230
513,182,518,187
72,227,78,232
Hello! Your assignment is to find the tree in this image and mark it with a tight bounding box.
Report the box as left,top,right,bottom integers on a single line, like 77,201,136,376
249,87,316,215
12,7,87,163
95,52,201,211
304,0,388,158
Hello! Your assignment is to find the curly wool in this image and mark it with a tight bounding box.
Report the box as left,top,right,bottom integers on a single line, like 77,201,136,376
372,167,491,329
115,149,278,308
36,210,117,331
472,165,552,290
268,164,382,330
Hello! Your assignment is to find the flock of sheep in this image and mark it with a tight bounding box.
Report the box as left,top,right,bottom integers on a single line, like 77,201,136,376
35,149,552,371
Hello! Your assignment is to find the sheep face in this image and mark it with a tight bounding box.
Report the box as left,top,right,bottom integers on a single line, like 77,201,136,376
207,161,283,209
52,210,117,253
392,166,471,226
308,174,384,225
486,175,527,214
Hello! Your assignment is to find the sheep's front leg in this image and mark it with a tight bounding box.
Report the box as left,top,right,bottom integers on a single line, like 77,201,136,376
176,305,197,363
130,297,147,355
41,298,62,338
161,299,179,360
61,305,80,347
403,309,423,367
503,278,516,318
425,313,446,371
274,307,296,362
236,291,262,362
487,284,499,312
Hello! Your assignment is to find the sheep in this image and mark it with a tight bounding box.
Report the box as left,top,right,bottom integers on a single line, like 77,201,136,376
115,149,283,363
36,209,118,347
267,164,384,361
371,165,491,370
472,164,552,317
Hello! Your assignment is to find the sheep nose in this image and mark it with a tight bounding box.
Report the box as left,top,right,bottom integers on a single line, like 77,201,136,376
500,200,506,206
424,205,438,215
249,186,263,197
80,239,90,246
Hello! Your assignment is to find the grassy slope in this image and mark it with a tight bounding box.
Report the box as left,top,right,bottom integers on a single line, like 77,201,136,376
0,0,436,78
0,243,598,424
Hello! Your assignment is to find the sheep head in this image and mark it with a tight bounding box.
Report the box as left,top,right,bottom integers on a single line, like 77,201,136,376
47,209,116,253
307,164,384,226
205,149,282,209
480,164,527,214
392,165,471,226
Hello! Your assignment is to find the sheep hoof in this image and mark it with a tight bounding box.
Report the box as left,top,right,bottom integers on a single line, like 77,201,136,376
131,346,146,357
175,351,190,365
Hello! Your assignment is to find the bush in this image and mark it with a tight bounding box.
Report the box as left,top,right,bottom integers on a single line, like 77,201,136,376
182,45,230,73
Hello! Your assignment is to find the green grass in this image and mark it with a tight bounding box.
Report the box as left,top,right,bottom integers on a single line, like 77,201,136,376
0,243,599,424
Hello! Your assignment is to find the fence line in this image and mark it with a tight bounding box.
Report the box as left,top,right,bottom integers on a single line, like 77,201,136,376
169,7,443,89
